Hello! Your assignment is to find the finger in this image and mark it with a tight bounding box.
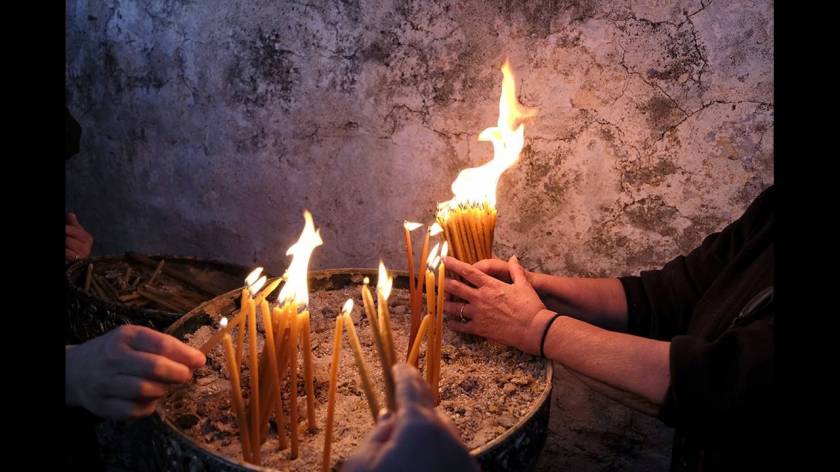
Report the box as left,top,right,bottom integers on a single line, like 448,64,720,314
443,278,478,303
100,397,158,420
447,318,476,335
393,363,434,414
66,249,81,262
67,212,79,226
508,255,529,286
442,301,472,321
120,350,193,384
66,237,87,255
341,415,396,471
107,375,168,401
473,258,511,281
127,327,206,369
66,224,88,240
444,256,494,288
368,414,397,444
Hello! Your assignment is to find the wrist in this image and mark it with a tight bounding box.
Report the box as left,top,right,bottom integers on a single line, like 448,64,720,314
525,309,558,356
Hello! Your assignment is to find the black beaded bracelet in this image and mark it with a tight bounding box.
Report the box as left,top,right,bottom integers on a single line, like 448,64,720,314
540,313,563,359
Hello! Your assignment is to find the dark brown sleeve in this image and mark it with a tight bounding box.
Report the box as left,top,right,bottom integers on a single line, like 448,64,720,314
658,316,774,436
618,186,774,339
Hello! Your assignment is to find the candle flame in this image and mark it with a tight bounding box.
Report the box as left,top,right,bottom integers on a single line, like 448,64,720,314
438,60,536,213
377,260,393,300
427,242,441,268
342,298,354,315
429,222,443,236
220,317,229,329
403,221,423,231
277,210,323,307
363,276,370,285
249,275,267,294
245,267,264,287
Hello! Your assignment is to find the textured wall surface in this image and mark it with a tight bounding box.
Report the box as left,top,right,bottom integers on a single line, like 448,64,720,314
66,0,773,469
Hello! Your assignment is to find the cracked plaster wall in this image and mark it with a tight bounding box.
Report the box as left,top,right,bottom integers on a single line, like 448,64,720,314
66,0,773,469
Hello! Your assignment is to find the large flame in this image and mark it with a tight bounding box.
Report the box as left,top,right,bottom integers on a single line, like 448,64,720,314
277,210,323,307
439,60,536,212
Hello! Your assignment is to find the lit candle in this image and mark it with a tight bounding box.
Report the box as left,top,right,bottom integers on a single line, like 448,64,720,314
377,261,396,368
220,317,253,463
412,224,440,357
321,302,347,472
287,303,300,459
407,314,432,368
403,221,422,356
247,286,261,465
273,305,290,450
238,267,264,365
299,309,316,431
361,278,396,412
424,244,439,387
432,242,448,404
341,299,380,420
236,289,249,364
259,298,284,450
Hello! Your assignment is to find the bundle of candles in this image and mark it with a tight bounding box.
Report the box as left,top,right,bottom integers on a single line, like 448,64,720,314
197,212,449,470
434,60,536,265
198,211,324,465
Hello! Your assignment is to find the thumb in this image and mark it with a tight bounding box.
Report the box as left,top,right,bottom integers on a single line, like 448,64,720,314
67,212,79,225
508,255,528,286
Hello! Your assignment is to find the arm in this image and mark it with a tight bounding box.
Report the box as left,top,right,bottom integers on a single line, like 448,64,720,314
445,256,669,412
445,256,773,425
542,315,671,409
474,186,774,339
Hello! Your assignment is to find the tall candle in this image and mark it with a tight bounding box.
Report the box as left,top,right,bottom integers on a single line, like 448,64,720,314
247,294,261,464
236,287,250,367
321,305,345,472
300,310,316,431
377,262,396,368
259,299,284,449
287,304,300,459
424,260,437,387
361,279,396,412
432,244,447,404
341,299,380,421
271,305,291,450
220,317,253,463
403,221,422,355
407,314,432,368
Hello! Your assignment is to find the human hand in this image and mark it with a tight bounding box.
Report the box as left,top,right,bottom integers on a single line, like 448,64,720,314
65,325,206,420
341,363,479,472
444,255,556,355
66,212,94,262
